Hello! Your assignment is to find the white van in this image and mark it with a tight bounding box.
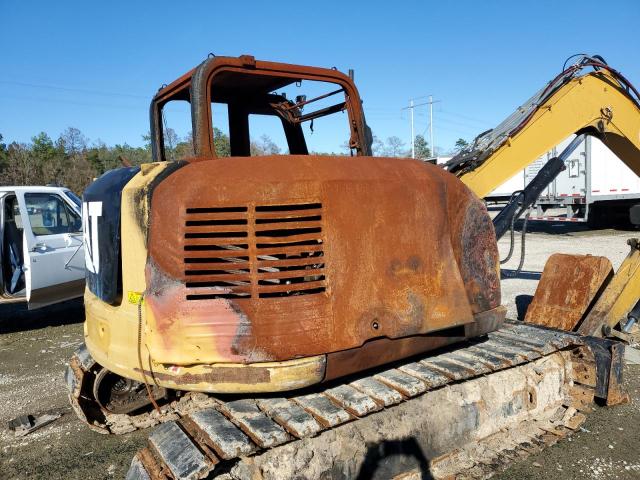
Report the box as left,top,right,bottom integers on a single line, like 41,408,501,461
0,186,85,309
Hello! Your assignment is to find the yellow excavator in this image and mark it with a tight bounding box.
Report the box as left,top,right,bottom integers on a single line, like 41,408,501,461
66,54,640,480
446,54,640,343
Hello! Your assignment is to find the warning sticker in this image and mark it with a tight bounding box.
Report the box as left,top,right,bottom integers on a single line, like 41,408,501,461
127,291,144,305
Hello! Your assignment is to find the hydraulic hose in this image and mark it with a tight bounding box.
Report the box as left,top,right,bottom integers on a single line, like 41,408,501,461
500,207,531,278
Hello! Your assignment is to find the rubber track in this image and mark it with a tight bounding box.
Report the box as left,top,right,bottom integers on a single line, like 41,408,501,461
106,321,586,479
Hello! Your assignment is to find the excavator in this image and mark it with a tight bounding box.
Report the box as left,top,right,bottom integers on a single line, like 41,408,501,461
445,54,640,342
65,54,640,479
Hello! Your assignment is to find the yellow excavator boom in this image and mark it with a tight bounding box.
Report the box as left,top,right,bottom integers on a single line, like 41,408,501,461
447,57,640,199
450,55,640,339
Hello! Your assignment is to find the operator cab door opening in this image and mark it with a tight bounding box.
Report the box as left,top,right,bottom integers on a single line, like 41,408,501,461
1,194,26,298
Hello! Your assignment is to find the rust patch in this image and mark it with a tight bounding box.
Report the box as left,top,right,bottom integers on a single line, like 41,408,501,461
440,165,501,316
605,342,630,406
464,306,506,337
324,308,500,382
457,197,501,313
146,157,501,366
525,254,613,331
406,291,427,334
135,365,271,385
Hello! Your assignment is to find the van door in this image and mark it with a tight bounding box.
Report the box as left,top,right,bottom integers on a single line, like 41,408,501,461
18,191,85,309
0,193,26,298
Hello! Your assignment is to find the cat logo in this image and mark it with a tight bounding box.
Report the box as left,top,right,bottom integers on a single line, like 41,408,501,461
83,201,102,274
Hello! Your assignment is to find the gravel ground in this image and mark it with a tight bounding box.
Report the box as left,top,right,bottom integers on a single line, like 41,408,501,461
0,223,639,479
494,368,640,480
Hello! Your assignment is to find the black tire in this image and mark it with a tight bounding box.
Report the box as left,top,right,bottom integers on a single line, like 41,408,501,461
587,205,606,229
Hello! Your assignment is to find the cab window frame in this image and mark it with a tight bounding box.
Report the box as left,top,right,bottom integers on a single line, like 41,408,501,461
202,66,365,159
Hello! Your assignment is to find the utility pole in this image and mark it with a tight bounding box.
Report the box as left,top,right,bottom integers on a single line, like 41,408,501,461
410,99,415,158
429,95,434,157
402,96,440,159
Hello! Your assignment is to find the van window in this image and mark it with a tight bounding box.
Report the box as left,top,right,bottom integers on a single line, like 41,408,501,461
64,190,82,210
24,193,82,236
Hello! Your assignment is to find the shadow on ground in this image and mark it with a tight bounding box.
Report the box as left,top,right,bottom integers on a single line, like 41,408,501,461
0,298,84,334
500,269,541,280
506,219,637,236
515,294,534,320
356,437,433,480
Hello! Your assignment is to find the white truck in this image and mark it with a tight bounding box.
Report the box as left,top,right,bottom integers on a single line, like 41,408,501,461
0,186,85,309
487,135,640,226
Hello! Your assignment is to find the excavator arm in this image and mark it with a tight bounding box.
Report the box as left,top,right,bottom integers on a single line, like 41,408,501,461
452,55,640,340
446,56,640,199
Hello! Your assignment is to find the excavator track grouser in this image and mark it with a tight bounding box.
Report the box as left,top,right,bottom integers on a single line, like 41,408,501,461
66,320,625,480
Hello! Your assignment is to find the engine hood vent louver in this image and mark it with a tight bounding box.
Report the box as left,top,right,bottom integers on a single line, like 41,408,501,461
183,203,326,300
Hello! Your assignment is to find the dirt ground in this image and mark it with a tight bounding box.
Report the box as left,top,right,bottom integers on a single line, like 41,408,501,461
1,224,640,479
0,301,149,479
494,363,640,480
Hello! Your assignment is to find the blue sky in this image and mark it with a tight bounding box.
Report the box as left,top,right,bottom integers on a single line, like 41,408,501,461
1,0,639,155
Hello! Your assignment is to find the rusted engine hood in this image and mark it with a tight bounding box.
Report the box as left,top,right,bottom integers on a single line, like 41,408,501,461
144,155,501,365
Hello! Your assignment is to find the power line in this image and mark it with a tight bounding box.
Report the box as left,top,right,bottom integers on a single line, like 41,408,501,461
413,111,486,133
0,94,190,115
0,94,144,110
415,111,490,129
435,117,483,132
0,80,148,99
438,109,493,126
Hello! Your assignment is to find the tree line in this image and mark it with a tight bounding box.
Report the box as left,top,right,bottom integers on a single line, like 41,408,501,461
0,128,151,194
0,128,468,194
0,127,240,193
